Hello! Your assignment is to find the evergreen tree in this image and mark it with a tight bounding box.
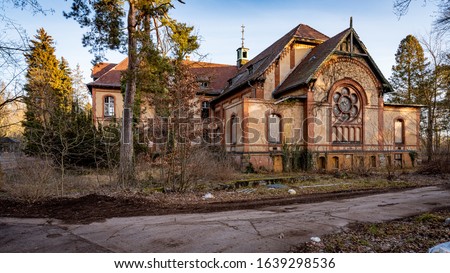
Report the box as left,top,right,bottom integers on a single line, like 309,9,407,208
21,28,120,193
22,28,63,154
389,35,429,104
56,57,74,113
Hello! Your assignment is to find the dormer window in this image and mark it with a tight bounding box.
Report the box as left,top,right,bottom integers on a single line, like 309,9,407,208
247,65,253,75
199,81,209,89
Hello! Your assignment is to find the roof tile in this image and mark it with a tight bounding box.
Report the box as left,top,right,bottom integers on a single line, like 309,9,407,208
88,58,236,94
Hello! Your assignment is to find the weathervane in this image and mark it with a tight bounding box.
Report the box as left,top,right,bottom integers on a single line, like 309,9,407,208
241,24,245,48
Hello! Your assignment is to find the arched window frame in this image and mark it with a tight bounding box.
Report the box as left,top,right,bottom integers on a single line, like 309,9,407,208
230,114,238,145
267,112,282,144
394,118,405,145
327,79,367,145
332,156,340,169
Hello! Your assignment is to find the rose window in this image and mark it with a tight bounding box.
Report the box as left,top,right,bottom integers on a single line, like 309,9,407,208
332,87,360,122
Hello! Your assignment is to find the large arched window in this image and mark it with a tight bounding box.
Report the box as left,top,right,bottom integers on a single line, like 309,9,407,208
331,86,363,143
230,114,238,145
268,113,281,144
394,119,405,144
104,96,115,117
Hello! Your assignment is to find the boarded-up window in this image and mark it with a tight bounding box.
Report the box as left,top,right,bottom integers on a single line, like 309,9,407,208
318,156,326,170
268,114,281,143
332,156,339,169
371,156,377,168
230,115,238,144
395,120,404,144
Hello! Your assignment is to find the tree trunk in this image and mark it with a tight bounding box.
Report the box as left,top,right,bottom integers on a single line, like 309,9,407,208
119,1,138,186
426,104,433,162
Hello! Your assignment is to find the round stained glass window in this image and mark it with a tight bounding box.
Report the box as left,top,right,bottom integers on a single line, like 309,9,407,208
332,87,360,122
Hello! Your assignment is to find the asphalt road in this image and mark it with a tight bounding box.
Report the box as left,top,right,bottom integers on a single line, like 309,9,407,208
1,186,449,253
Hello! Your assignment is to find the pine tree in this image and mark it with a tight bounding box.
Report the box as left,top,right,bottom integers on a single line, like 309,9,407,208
56,57,74,113
389,35,429,104
65,0,198,185
23,28,57,118
23,28,62,154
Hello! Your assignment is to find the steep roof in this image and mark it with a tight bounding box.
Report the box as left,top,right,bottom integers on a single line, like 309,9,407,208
87,58,236,94
214,24,329,100
87,58,128,91
274,28,392,97
91,62,117,80
188,62,238,95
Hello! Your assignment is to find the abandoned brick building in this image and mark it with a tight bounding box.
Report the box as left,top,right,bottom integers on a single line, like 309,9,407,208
87,22,422,172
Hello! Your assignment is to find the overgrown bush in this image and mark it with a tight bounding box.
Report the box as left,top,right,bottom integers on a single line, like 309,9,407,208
417,150,450,174
282,144,312,172
3,158,58,202
147,146,238,192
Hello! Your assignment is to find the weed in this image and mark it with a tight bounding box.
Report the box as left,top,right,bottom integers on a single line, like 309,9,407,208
367,224,385,237
415,213,444,223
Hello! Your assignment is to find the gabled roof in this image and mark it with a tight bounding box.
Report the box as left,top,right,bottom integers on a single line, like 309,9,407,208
274,27,392,97
214,24,328,101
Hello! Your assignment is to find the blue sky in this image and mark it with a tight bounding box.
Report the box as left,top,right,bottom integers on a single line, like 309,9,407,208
3,0,440,83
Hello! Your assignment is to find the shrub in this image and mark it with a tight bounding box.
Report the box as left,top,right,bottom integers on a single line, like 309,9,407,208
151,146,238,192
417,151,450,174
282,144,312,172
3,158,58,202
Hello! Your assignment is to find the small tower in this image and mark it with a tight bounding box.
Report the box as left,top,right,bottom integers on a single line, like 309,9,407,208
236,24,249,68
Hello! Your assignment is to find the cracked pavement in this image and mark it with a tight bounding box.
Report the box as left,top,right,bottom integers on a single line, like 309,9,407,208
1,186,450,253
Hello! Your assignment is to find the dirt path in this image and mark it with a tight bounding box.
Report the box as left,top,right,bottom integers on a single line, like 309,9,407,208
0,186,432,224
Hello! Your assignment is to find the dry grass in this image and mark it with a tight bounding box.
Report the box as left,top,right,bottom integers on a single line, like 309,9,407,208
3,158,58,202
1,153,448,204
1,156,119,202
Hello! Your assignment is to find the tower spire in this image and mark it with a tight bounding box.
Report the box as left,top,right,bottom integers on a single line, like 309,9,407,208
236,24,249,68
350,16,353,28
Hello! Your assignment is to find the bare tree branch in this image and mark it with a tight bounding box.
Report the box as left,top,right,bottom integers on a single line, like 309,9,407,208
393,0,415,17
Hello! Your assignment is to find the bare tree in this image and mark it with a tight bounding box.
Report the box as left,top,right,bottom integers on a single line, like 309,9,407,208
0,1,50,136
418,32,448,161
394,0,450,33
